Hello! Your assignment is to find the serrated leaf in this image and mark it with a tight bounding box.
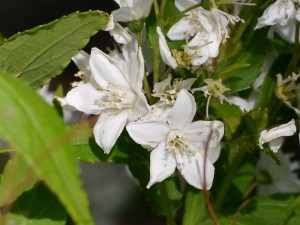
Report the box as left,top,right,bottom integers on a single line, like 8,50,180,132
0,72,94,225
6,183,66,225
0,11,109,89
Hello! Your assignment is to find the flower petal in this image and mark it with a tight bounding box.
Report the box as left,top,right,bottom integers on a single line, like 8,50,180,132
109,22,132,45
127,48,145,91
72,51,91,77
90,48,130,89
147,142,177,188
130,92,149,121
168,89,196,129
94,110,129,154
64,83,103,114
126,120,169,149
175,0,200,11
157,27,178,69
178,152,215,189
167,17,198,40
112,7,135,22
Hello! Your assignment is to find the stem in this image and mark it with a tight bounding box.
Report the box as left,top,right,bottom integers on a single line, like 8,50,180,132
286,21,300,75
281,196,300,225
206,94,212,120
153,0,159,17
202,128,220,225
214,149,246,212
136,32,142,48
159,182,177,225
143,75,153,102
153,0,167,84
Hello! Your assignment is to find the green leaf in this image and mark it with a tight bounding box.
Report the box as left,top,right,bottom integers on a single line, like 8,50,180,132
182,188,207,225
0,72,94,225
236,195,300,225
0,154,37,207
214,31,267,93
6,183,66,225
0,11,109,89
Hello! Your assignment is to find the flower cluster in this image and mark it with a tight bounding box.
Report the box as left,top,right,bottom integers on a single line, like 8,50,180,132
59,0,299,192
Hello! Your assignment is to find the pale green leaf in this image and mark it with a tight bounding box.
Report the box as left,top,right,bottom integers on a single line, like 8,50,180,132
0,154,37,207
0,72,94,225
0,11,109,89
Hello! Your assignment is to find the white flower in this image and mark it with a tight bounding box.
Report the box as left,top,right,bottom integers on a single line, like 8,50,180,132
126,89,224,189
157,27,178,69
167,8,243,66
61,47,149,153
255,0,296,29
257,150,300,195
112,0,153,22
152,75,196,105
259,119,296,152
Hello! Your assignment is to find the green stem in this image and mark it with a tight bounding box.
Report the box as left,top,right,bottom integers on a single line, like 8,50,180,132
143,75,153,103
153,0,159,17
214,149,246,212
159,182,177,225
153,0,167,84
136,32,142,48
286,21,300,75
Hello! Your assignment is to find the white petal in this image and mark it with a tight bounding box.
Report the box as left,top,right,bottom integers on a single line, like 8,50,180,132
175,0,200,11
179,152,215,189
147,142,177,188
130,92,150,121
112,7,135,22
259,119,296,150
157,27,178,69
72,51,91,77
268,137,284,153
153,75,172,93
255,0,295,29
94,110,129,154
90,48,130,89
64,83,103,114
168,89,196,129
126,121,169,149
127,48,145,91
135,0,154,18
110,22,132,44
167,17,198,40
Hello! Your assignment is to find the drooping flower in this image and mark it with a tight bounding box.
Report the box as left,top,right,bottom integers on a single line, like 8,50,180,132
255,0,296,29
152,75,196,105
259,119,296,152
126,89,224,189
60,47,149,153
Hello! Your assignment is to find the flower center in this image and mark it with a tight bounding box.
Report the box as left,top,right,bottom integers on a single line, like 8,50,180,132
97,86,137,109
